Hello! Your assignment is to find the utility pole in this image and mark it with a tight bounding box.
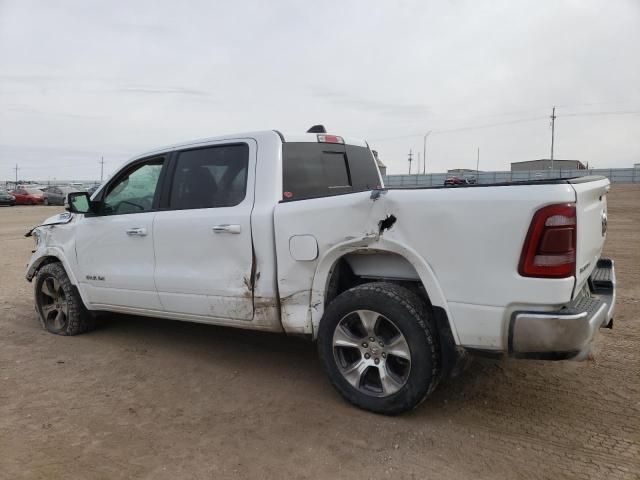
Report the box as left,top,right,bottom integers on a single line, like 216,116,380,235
408,149,413,175
423,131,431,174
476,147,480,176
99,156,105,182
14,164,19,185
550,106,556,170
417,152,421,175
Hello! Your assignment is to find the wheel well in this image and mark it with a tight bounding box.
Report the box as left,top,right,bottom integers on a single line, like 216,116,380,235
324,252,461,379
325,252,426,308
31,256,62,278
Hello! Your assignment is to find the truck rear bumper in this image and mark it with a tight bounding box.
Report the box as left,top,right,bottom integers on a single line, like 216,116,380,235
509,258,616,360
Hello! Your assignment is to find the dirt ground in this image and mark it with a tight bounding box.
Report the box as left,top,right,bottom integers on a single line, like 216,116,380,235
0,186,638,480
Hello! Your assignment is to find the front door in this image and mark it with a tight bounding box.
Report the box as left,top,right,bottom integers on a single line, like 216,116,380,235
75,157,165,311
153,141,255,321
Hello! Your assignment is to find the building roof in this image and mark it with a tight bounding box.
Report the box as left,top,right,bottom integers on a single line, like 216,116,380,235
511,159,581,165
511,159,586,169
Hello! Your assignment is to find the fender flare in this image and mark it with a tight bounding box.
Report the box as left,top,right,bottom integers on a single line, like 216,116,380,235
27,248,93,309
308,236,460,344
27,247,78,283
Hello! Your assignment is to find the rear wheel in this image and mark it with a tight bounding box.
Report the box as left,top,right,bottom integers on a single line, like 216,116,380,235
34,263,95,335
43,198,49,206
318,282,440,415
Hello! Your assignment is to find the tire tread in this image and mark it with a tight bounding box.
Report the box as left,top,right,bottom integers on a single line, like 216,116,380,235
318,282,440,415
35,262,95,335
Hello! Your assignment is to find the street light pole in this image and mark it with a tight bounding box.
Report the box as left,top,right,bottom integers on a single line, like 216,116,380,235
423,131,431,174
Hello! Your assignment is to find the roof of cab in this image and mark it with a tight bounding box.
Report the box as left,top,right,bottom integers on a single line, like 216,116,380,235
130,129,368,162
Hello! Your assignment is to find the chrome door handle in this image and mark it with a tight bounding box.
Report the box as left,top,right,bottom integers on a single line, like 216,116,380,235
125,227,147,237
212,224,241,234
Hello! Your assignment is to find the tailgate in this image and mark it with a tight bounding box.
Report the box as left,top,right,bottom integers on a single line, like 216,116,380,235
570,176,610,296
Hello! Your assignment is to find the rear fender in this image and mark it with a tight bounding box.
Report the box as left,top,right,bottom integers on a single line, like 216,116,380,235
309,236,460,343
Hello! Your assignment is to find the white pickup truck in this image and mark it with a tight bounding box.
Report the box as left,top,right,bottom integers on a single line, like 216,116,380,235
25,126,616,414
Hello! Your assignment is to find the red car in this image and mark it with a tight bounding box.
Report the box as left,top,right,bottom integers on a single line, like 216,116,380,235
444,176,466,186
11,188,45,205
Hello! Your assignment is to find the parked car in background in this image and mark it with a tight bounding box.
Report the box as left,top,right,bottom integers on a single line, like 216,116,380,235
444,176,477,186
465,175,477,184
0,188,16,206
444,176,466,186
11,187,44,205
87,185,101,197
42,186,85,206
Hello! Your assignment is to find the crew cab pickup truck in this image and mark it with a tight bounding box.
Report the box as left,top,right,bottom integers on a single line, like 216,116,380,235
25,127,616,414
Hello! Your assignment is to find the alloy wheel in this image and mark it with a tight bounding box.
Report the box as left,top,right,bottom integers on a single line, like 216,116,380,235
38,276,69,332
332,310,411,397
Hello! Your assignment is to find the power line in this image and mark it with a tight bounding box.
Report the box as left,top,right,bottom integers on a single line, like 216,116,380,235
561,110,640,117
369,116,548,142
368,109,640,143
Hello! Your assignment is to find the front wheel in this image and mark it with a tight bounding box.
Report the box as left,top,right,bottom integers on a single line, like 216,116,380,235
318,282,440,415
34,262,95,335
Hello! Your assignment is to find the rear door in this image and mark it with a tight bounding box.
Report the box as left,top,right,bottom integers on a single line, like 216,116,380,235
153,141,256,321
571,177,610,295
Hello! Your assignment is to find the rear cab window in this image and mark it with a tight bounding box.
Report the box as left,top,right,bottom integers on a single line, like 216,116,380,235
282,142,380,201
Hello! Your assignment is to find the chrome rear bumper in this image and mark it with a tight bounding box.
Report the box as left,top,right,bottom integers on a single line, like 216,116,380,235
509,258,616,360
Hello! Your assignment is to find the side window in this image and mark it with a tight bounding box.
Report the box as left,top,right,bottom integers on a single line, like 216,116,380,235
168,144,249,210
346,145,381,191
103,160,163,215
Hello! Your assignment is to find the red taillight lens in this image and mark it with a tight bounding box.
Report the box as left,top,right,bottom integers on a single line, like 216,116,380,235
519,203,576,278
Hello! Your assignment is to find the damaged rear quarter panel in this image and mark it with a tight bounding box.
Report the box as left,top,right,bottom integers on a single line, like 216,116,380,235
273,191,455,339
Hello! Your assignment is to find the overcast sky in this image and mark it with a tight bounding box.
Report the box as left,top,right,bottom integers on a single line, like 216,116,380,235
1,0,639,180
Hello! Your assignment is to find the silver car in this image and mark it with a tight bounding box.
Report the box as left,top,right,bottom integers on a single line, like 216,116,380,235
42,186,84,206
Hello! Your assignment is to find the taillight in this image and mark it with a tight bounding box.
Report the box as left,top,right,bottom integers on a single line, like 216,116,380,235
518,203,576,278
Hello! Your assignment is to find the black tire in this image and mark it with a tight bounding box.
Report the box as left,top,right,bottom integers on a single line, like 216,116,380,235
318,282,440,415
34,262,95,335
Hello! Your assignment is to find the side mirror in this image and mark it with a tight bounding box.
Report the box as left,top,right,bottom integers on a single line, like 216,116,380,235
66,192,94,214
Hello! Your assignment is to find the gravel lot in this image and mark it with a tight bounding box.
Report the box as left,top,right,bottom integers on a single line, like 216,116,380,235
1,186,639,480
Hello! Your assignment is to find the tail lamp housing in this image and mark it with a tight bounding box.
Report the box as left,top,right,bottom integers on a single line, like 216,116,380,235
519,203,576,278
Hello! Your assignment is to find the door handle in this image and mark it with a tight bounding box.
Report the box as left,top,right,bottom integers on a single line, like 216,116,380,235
212,224,241,234
125,227,147,237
